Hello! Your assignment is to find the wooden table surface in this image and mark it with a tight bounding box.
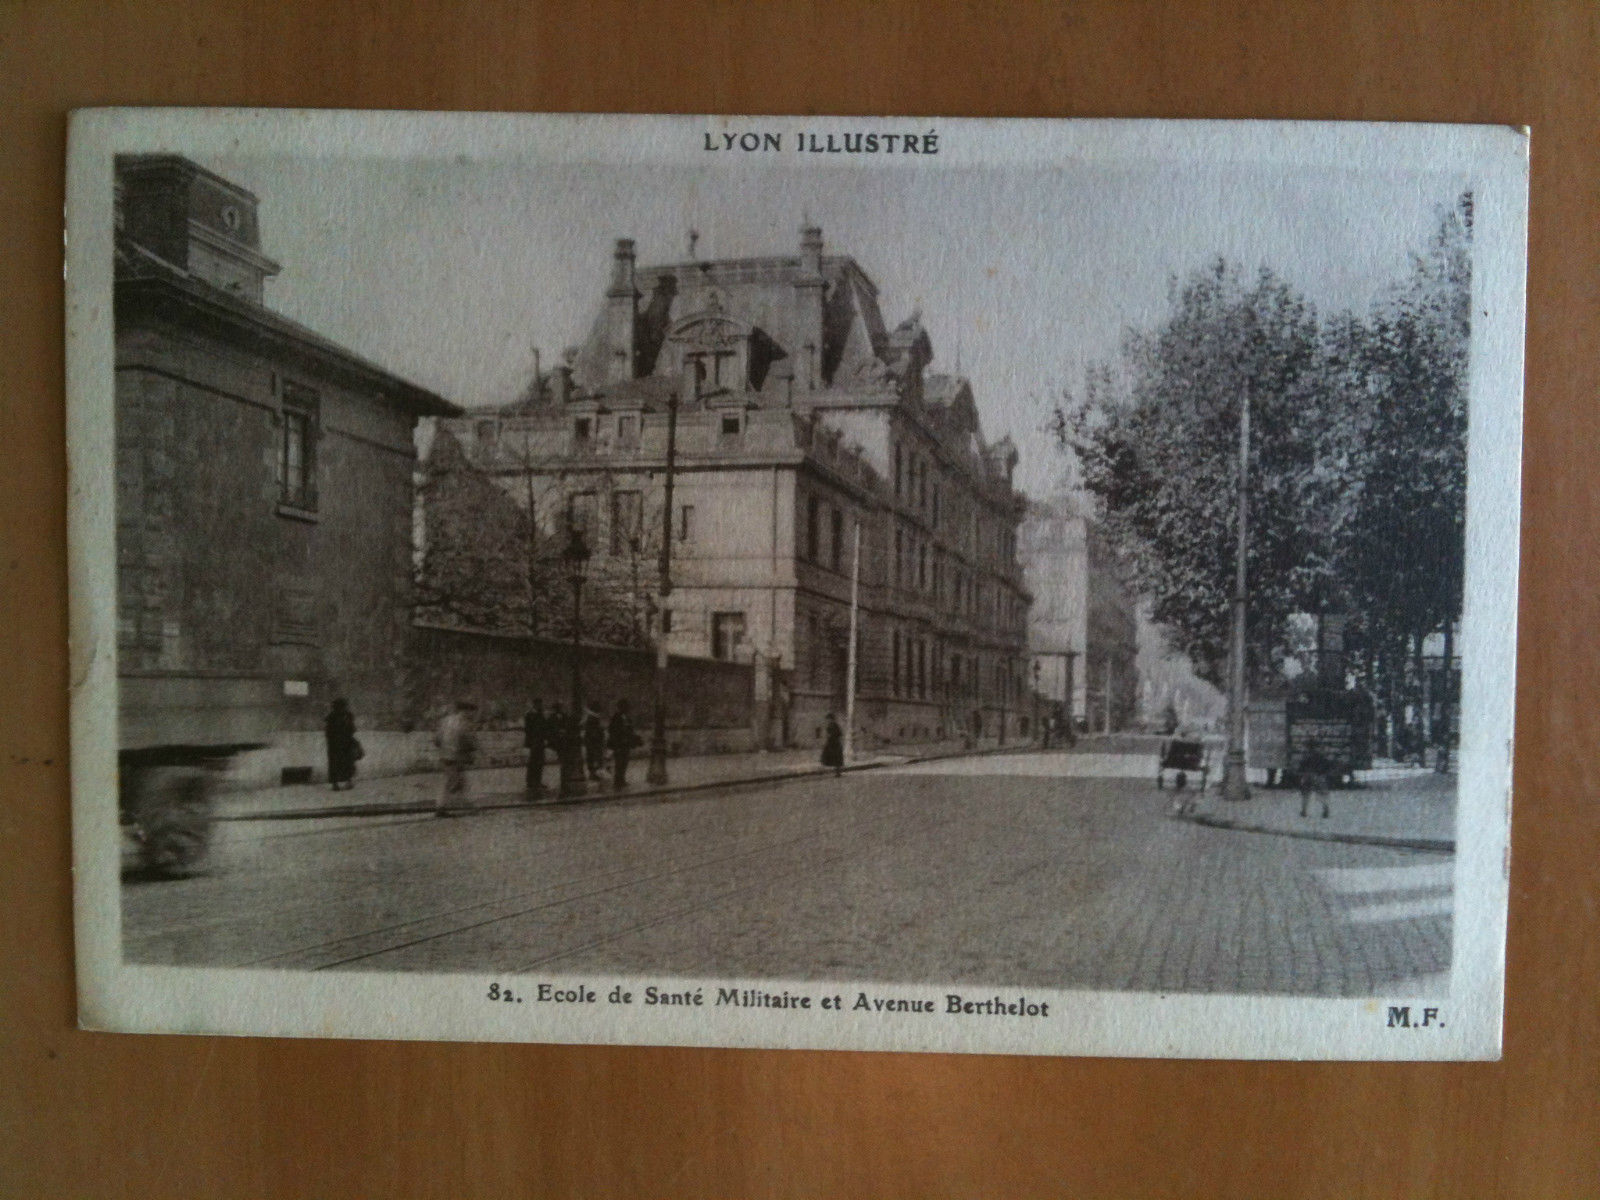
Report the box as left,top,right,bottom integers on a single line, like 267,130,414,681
3,3,1595,1196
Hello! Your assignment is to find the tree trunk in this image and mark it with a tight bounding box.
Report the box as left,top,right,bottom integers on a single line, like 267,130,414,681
1413,630,1429,765
1384,634,1400,761
1437,619,1455,773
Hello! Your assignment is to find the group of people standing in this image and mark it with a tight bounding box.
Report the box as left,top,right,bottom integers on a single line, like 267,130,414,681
322,695,643,818
522,698,640,798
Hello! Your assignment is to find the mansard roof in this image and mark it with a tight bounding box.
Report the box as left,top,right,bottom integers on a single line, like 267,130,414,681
572,249,892,396
544,231,1028,504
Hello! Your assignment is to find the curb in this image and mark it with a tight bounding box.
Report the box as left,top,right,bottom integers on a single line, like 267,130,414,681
1180,812,1454,854
216,740,1041,822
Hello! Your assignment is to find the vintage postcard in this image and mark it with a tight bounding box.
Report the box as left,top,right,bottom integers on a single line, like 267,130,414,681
67,111,1526,1059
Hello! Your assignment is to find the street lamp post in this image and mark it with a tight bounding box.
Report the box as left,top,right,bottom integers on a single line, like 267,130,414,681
559,525,590,799
1220,386,1252,802
1064,649,1077,746
1033,659,1043,747
998,657,1008,747
647,389,679,786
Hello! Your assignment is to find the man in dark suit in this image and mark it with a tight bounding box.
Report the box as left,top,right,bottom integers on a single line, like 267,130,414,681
608,699,638,790
523,699,547,799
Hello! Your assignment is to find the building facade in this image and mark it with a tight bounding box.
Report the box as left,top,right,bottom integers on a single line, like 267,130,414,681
114,155,457,778
442,228,1032,747
1020,488,1140,733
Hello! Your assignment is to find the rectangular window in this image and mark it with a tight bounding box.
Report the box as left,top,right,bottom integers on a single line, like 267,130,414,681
567,491,597,537
894,528,904,587
831,507,843,572
573,417,592,445
712,612,746,661
894,445,903,499
891,631,901,697
720,412,742,437
611,490,642,555
918,544,927,591
932,483,940,528
678,503,694,542
806,496,820,561
279,382,318,511
616,414,639,449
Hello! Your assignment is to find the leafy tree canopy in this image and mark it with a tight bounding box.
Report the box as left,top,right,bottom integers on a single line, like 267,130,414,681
1056,195,1471,690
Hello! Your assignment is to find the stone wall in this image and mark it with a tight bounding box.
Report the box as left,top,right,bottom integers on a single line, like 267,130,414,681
115,310,422,744
405,624,758,753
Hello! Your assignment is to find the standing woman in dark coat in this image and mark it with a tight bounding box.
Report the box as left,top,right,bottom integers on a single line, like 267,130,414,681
821,712,845,776
325,697,358,791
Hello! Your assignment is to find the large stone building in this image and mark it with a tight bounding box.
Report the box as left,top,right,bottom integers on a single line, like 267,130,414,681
1020,487,1140,733
114,155,458,779
443,228,1032,747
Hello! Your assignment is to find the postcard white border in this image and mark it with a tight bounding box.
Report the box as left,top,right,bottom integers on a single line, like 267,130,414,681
68,110,1526,1059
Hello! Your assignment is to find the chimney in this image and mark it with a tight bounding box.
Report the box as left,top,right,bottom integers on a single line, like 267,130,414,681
794,225,825,391
606,238,640,382
800,223,823,275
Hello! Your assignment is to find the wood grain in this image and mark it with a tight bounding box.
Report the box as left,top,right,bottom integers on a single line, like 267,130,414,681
3,2,1595,1195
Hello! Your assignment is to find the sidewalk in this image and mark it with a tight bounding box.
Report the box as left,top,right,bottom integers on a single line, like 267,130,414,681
1176,764,1457,852
212,736,1031,821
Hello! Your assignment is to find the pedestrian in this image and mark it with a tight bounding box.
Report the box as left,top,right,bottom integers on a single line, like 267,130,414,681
324,697,359,791
545,700,567,785
523,698,547,799
608,699,638,790
1298,743,1332,819
821,712,844,776
434,700,477,816
583,704,607,781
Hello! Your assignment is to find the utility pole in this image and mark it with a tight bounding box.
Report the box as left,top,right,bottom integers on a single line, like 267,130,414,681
1064,649,1077,746
522,432,540,638
844,519,861,765
559,527,590,799
1033,660,1043,746
1221,386,1252,801
999,657,1008,746
647,390,679,786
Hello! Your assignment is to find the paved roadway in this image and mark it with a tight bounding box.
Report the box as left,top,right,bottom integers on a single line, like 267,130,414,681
123,754,1452,996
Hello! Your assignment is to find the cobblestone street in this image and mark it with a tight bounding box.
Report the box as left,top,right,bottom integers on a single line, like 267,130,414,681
123,753,1453,996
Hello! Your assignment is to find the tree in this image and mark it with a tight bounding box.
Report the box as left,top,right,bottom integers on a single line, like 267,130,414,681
1338,194,1471,760
413,425,651,647
1341,195,1470,653
1056,197,1471,761
1057,262,1345,686
414,425,549,632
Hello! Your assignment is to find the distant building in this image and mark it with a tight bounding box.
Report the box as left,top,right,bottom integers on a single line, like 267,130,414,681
437,228,1032,747
1136,608,1226,733
1020,489,1139,733
114,155,457,772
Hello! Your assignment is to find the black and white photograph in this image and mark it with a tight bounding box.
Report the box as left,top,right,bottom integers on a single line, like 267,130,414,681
67,112,1525,1058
